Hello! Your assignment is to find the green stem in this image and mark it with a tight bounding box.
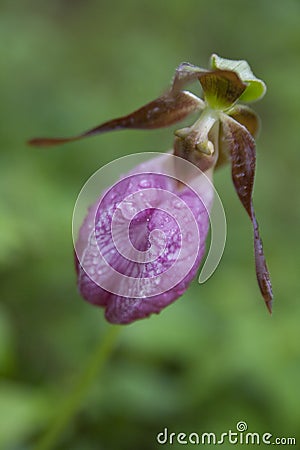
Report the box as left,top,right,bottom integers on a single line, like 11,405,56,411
34,325,121,450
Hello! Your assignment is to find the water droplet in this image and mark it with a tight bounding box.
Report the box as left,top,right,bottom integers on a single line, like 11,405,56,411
119,201,137,219
172,199,183,209
139,179,151,188
89,267,95,275
186,232,193,243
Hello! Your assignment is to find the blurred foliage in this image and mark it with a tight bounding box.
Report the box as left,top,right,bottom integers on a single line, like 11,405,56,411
0,0,299,448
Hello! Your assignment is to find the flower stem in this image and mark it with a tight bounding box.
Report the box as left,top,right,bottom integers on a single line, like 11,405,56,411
34,325,121,450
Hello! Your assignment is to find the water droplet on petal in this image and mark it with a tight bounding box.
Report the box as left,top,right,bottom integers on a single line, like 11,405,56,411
139,179,151,188
186,232,193,243
172,199,183,209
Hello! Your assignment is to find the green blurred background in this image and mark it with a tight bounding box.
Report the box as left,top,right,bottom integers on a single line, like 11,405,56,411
1,0,299,448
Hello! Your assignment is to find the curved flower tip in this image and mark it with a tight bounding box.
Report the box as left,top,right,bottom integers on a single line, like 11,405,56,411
75,154,214,324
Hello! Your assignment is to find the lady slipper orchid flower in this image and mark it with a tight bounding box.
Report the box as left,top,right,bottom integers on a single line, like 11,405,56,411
29,54,273,323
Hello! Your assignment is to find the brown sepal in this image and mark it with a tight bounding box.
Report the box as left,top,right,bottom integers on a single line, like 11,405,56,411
221,114,273,313
28,91,203,147
228,105,260,139
216,105,260,169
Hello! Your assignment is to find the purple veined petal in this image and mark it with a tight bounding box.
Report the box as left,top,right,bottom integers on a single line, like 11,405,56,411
74,153,215,324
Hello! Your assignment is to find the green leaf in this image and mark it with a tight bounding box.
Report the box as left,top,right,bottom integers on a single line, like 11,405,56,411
211,54,267,102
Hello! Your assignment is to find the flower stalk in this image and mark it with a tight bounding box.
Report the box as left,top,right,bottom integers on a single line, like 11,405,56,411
34,325,121,450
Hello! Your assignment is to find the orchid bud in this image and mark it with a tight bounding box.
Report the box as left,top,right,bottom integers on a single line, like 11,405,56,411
29,54,273,320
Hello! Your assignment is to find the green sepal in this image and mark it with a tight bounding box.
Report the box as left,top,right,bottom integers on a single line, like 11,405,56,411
171,62,246,110
210,54,267,102
199,70,246,110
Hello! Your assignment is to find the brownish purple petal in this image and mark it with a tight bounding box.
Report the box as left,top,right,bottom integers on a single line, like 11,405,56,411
220,114,273,313
28,91,203,147
228,105,260,139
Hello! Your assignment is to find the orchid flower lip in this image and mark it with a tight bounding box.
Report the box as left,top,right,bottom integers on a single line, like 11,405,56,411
73,152,227,323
